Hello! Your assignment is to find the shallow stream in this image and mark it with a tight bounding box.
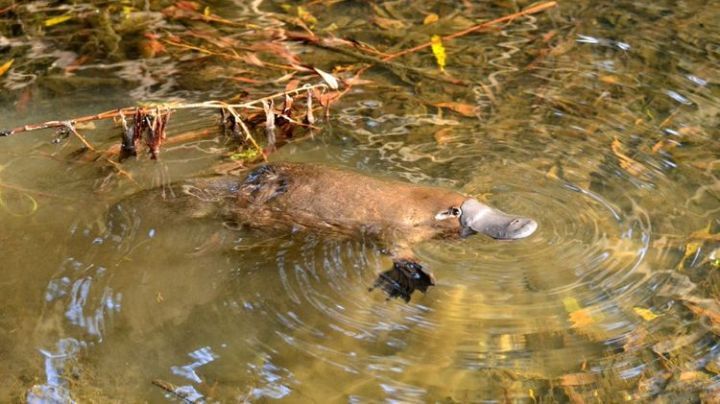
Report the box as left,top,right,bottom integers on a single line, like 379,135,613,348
0,0,719,402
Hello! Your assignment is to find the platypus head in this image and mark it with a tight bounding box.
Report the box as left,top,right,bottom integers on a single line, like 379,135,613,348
435,198,538,240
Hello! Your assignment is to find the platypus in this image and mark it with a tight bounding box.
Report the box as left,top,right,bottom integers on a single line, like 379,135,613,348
155,163,538,300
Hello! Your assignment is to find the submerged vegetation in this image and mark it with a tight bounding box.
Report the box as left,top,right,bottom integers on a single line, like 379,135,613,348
0,0,555,186
0,0,719,402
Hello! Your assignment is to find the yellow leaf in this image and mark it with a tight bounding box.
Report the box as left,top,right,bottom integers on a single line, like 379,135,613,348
423,13,439,25
297,6,317,25
203,6,211,17
230,149,259,161
45,14,72,27
546,165,560,180
681,241,702,262
563,297,594,328
562,297,581,312
0,59,13,77
430,35,446,72
633,307,659,321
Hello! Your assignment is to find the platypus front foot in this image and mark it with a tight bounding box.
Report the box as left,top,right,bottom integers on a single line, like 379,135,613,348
370,259,435,302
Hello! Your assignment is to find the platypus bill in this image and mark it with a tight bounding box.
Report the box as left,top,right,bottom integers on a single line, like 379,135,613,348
180,163,538,301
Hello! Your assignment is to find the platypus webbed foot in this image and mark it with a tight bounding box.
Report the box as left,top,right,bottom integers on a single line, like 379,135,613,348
370,259,435,302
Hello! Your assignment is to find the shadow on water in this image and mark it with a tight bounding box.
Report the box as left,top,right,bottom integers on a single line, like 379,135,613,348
1,0,720,402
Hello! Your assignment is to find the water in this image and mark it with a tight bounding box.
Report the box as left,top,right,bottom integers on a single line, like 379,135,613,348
1,0,719,402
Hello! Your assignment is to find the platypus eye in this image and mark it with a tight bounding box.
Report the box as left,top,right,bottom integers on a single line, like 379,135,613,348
434,207,462,221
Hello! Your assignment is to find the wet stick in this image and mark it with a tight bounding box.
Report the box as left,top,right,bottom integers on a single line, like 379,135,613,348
2,83,332,137
62,122,138,185
151,379,196,403
283,31,467,86
381,1,558,62
285,2,557,89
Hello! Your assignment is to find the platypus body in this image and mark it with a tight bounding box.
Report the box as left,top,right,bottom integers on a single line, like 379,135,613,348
149,163,537,300
235,164,476,243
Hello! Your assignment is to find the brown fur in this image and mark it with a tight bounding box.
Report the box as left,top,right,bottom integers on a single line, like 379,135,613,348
228,163,466,246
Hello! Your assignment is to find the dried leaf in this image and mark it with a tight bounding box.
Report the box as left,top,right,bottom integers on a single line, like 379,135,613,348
542,30,557,42
176,1,199,11
677,126,703,136
651,139,679,154
433,127,454,144
75,122,96,130
373,16,406,30
599,75,619,84
139,34,166,58
679,371,708,383
243,53,264,67
433,102,475,117
344,77,373,86
569,308,594,328
305,89,315,125
285,79,300,92
262,99,276,147
685,301,720,328
633,307,659,321
689,223,720,242
546,165,560,180
430,35,446,71
0,59,13,77
549,38,575,56
44,15,72,27
251,42,302,67
562,297,594,328
560,373,596,386
611,138,646,177
314,67,339,90
423,13,439,25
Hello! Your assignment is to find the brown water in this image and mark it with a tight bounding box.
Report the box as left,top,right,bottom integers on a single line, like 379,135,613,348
1,0,720,402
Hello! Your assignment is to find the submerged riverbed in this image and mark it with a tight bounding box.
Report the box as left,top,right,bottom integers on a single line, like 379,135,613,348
1,0,719,402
